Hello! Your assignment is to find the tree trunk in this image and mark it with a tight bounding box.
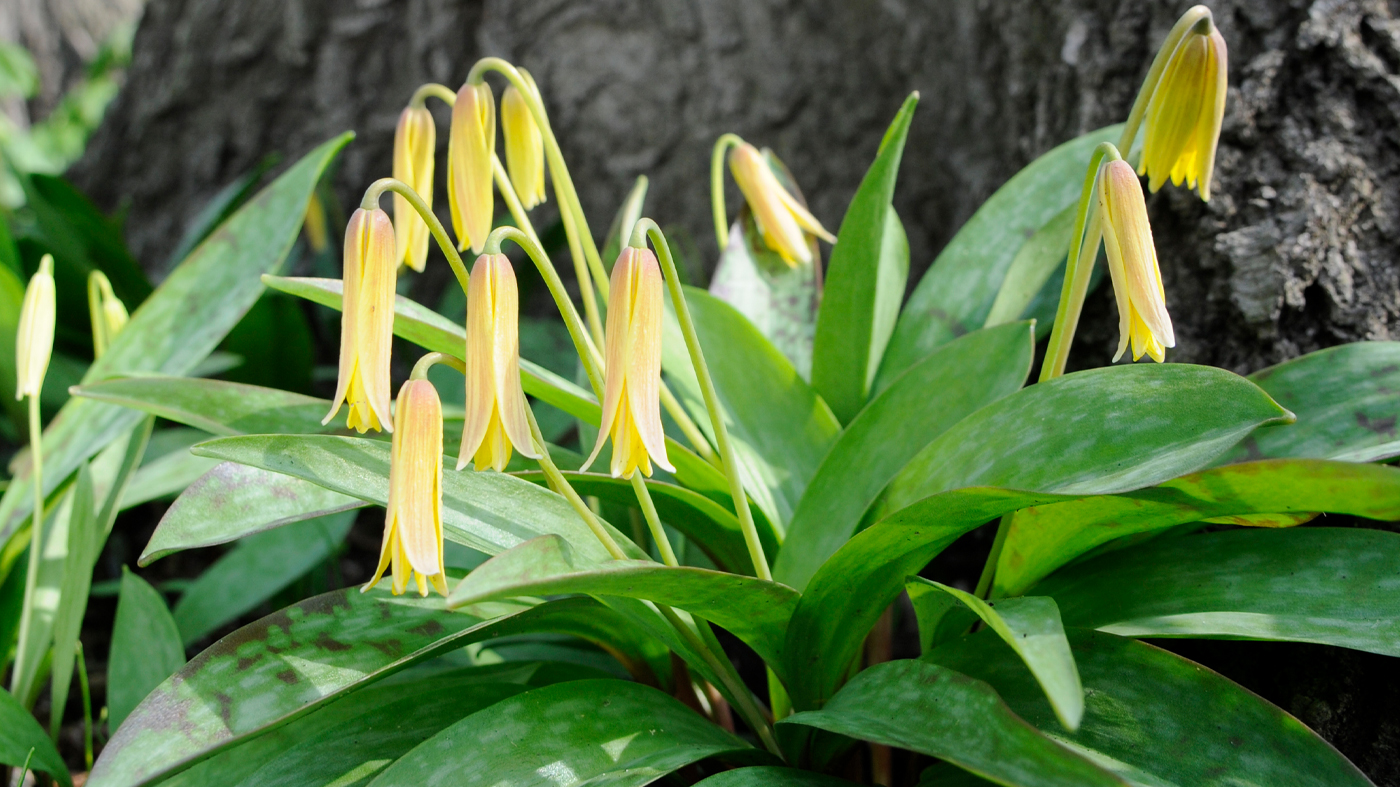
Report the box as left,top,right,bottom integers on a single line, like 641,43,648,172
68,0,1400,780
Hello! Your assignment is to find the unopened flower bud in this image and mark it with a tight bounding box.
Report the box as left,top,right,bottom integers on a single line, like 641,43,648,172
87,270,128,360
502,74,546,210
394,105,437,272
447,82,496,255
15,254,55,401
1099,160,1175,363
459,253,539,471
728,142,834,266
324,207,398,433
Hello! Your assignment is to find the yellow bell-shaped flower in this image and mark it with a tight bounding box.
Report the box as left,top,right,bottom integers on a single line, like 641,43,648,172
1099,160,1175,363
447,82,496,255
459,253,539,472
324,207,398,433
502,75,546,210
365,377,448,597
86,270,129,360
393,105,436,272
728,142,834,266
15,254,55,401
1139,16,1228,201
583,246,674,479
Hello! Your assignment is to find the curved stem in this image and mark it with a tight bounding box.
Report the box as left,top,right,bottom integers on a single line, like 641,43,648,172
362,177,472,298
10,396,43,701
523,402,628,560
710,133,744,251
1039,142,1121,382
410,82,457,108
1116,6,1214,158
630,218,771,581
410,351,465,381
467,58,611,303
630,474,678,567
485,226,606,400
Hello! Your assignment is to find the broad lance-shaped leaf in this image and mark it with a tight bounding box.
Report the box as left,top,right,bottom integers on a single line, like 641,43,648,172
694,768,859,787
512,470,764,574
1038,527,1400,656
994,458,1400,596
877,125,1122,390
72,376,335,437
260,275,747,523
906,579,1081,731
107,568,186,732
782,660,1126,787
88,593,665,787
141,462,366,565
928,629,1373,787
776,323,1034,591
983,205,1075,331
1221,341,1400,464
447,534,798,676
368,679,765,787
191,434,646,564
0,685,71,786
11,478,82,708
0,133,353,577
785,364,1290,710
173,511,356,645
812,93,917,422
661,285,841,529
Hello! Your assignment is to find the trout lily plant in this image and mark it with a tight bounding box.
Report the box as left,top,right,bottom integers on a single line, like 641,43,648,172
2,6,1399,787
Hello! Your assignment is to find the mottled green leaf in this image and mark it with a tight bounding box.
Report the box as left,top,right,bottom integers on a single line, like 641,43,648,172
108,568,185,731
694,767,858,787
983,205,1074,330
877,125,1121,388
775,323,1034,591
812,94,917,421
72,376,334,437
783,660,1125,787
0,684,70,786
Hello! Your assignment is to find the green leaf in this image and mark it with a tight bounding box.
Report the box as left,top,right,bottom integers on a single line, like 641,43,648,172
21,173,151,311
367,679,761,787
983,205,1075,329
141,461,365,565
87,593,659,787
172,511,355,645
782,659,1125,787
877,125,1122,389
217,292,317,394
0,685,71,787
775,323,1034,591
190,434,644,562
513,470,764,574
928,629,1373,786
663,286,841,530
0,133,354,574
601,175,649,271
108,568,186,731
261,275,739,513
1221,341,1400,464
694,767,859,787
120,431,221,509
447,534,798,673
995,459,1400,597
0,42,39,99
906,579,1082,730
72,376,349,437
11,479,81,708
1038,527,1400,655
0,262,26,435
812,94,917,422
785,364,1290,710
165,157,277,271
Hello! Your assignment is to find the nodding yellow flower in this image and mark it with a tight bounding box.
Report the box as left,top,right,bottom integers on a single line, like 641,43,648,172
87,271,128,360
365,378,448,597
728,142,834,266
582,246,674,479
15,254,55,401
502,77,546,210
1139,19,1228,201
393,105,437,272
324,207,398,433
447,82,496,255
459,253,539,472
303,192,330,254
1099,160,1175,363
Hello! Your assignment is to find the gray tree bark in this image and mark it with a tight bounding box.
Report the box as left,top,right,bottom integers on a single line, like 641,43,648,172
66,0,1400,780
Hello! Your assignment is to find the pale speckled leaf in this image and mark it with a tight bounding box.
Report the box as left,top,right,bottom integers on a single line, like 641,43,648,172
72,376,335,437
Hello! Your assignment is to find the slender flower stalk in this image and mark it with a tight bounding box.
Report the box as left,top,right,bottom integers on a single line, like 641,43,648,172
447,81,496,254
10,254,55,703
393,103,437,271
582,246,674,480
712,134,834,265
366,374,448,597
501,70,547,210
324,205,397,433
459,253,540,471
87,270,128,360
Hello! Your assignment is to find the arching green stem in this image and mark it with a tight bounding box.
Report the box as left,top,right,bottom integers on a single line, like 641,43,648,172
710,133,745,251
1039,142,1122,382
629,218,771,581
362,178,471,298
1116,6,1214,158
410,82,457,108
410,352,465,381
